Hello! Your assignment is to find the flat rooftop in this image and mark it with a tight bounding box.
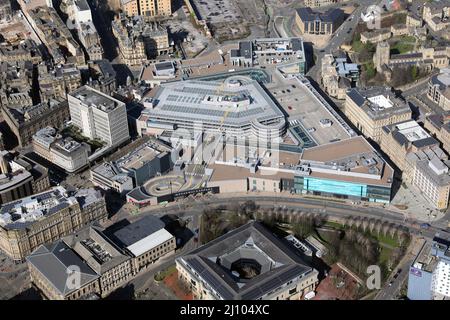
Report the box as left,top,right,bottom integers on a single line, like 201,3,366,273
209,163,294,182
112,216,172,257
147,76,285,129
63,226,130,274
70,86,123,112
300,136,394,187
113,215,165,247
0,187,88,230
266,76,351,145
347,87,411,120
115,142,164,171
383,120,438,149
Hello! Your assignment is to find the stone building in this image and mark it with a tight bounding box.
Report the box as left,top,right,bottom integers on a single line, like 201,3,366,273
0,186,107,261
381,120,450,210
321,52,358,99
422,1,450,32
345,87,412,144
111,215,176,272
32,127,91,173
1,98,70,147
295,7,345,36
112,14,172,66
38,63,82,101
27,215,174,300
373,41,450,75
120,0,171,18
0,61,33,109
0,151,50,206
0,40,43,64
86,60,117,95
176,221,319,300
427,68,450,110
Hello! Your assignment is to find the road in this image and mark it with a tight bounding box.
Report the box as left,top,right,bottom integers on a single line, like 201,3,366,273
120,193,447,298
306,0,379,83
375,236,426,300
134,193,450,239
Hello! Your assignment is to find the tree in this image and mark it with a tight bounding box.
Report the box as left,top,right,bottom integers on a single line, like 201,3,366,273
381,221,390,237
368,218,376,233
361,217,369,233
411,65,419,80
292,217,315,239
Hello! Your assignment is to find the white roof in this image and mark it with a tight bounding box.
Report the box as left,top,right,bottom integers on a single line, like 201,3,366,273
126,228,173,257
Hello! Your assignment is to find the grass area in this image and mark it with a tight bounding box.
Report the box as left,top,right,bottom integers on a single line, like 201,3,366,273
154,265,177,282
390,35,416,55
379,245,393,264
323,221,344,229
373,233,400,248
351,38,364,53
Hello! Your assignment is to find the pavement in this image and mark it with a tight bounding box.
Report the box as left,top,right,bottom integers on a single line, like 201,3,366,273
390,184,444,222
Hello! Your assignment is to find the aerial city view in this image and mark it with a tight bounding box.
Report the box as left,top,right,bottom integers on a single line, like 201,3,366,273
0,0,449,306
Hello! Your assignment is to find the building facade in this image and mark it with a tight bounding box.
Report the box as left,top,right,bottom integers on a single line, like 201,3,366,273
112,216,176,272
427,68,450,110
295,7,345,35
381,120,450,209
120,0,171,17
1,98,70,147
408,237,450,300
176,221,319,300
0,187,107,261
0,151,50,205
33,127,91,173
68,85,130,147
112,14,171,66
345,87,412,144
425,113,450,156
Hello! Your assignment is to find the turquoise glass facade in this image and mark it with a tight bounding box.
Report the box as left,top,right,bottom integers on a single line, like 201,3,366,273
294,176,391,203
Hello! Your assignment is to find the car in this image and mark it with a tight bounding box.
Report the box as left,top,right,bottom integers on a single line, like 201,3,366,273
388,281,393,287
420,223,431,229
288,106,293,110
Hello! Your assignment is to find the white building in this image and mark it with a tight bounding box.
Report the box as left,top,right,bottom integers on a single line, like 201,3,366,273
68,86,130,147
33,127,91,173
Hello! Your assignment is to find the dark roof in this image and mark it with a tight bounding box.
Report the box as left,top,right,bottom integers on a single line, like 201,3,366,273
126,186,151,201
296,7,344,23
27,241,99,297
347,88,366,106
238,41,253,60
113,215,165,247
392,130,409,146
177,221,315,300
390,52,423,60
412,136,439,148
155,61,174,71
291,38,304,52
